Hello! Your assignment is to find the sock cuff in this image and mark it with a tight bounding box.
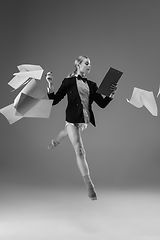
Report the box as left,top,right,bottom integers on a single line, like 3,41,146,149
83,174,91,181
83,174,93,186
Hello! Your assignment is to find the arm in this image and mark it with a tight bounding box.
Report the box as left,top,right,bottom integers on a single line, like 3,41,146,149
46,72,67,105
93,82,117,108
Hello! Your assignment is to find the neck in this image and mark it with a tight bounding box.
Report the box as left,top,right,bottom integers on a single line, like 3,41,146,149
76,70,86,77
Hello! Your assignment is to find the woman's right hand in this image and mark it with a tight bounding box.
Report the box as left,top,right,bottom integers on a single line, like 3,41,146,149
46,72,54,90
46,71,53,84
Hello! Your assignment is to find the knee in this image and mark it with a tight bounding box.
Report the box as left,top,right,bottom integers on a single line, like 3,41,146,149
75,145,85,157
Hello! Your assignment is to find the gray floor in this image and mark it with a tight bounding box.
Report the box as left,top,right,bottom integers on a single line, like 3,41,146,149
1,186,160,240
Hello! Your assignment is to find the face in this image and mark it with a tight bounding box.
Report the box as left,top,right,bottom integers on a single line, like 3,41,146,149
78,58,91,75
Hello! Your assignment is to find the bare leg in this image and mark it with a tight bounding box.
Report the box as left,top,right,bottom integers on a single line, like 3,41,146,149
48,128,68,149
66,123,97,200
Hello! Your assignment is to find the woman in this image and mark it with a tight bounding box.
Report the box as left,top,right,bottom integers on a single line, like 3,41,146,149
46,56,117,200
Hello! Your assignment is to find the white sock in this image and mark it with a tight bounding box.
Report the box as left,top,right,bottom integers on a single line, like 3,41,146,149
83,174,94,188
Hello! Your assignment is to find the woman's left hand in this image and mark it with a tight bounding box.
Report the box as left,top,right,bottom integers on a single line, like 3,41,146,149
110,82,118,91
109,83,118,98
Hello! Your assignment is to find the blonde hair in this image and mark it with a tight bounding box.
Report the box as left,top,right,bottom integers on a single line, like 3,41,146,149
67,55,90,78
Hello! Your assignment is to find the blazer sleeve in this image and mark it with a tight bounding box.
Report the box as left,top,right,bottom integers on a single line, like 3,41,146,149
93,82,113,108
47,78,67,105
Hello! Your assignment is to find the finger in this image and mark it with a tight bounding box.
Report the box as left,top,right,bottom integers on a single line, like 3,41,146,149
112,84,118,88
46,72,53,77
110,86,117,90
45,71,52,76
111,83,117,87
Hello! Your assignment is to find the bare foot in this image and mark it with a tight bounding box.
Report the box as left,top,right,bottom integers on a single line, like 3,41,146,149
47,139,60,150
88,185,97,200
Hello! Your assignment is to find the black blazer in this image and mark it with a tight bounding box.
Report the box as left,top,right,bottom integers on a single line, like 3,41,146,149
47,76,112,127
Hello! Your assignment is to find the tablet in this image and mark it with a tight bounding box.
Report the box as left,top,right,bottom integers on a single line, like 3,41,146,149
96,67,123,96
